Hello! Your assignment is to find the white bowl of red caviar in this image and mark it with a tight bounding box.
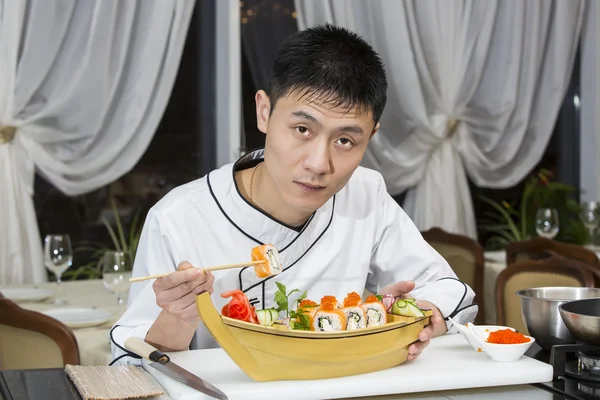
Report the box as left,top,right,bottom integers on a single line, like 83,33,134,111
449,318,535,362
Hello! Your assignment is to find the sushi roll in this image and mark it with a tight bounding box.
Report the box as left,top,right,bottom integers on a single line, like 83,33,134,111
312,296,347,332
342,291,367,330
251,244,283,278
361,295,388,327
295,299,319,330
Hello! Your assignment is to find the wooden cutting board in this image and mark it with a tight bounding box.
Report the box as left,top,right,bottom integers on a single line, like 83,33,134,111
142,334,553,400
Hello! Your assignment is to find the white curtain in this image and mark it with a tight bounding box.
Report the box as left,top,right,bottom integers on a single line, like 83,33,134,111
0,0,195,285
295,0,585,238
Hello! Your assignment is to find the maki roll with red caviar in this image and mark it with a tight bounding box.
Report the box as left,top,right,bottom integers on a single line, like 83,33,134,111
341,291,367,330
361,295,388,327
312,296,347,332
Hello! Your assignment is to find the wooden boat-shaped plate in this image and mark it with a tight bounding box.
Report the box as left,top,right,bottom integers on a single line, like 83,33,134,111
196,291,432,381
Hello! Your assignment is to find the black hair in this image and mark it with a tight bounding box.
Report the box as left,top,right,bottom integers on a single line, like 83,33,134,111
267,24,387,124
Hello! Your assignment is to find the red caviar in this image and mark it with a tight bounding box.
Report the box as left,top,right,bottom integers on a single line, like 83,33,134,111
320,296,338,310
343,292,362,307
364,295,380,304
299,299,318,308
486,329,530,344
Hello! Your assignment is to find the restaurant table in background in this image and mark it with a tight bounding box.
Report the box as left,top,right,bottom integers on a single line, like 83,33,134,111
0,279,127,366
483,256,508,325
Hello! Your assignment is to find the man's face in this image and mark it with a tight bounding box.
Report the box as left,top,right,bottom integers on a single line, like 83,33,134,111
255,90,380,215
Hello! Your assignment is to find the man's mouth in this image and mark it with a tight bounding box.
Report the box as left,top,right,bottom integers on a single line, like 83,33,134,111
295,181,326,193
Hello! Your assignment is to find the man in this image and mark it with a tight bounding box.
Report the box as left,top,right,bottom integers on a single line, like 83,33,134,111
110,24,477,366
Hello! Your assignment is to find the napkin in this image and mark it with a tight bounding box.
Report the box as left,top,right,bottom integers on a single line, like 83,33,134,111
65,364,166,400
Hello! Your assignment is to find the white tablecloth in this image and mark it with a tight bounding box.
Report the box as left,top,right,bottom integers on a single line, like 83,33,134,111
2,279,127,366
483,259,507,325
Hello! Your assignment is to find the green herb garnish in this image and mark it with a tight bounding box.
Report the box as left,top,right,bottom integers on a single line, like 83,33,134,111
274,282,315,330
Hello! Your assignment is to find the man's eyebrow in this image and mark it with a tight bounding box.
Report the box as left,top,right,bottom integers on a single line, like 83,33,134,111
339,125,364,135
291,110,319,124
291,110,365,135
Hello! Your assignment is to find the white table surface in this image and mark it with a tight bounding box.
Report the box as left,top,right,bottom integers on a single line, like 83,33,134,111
143,334,553,400
343,385,554,399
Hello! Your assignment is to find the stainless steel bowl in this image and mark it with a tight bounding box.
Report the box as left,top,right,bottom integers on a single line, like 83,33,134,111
516,287,600,350
559,298,600,346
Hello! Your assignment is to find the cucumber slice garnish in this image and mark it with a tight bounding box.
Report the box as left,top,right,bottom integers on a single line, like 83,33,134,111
256,308,279,326
391,298,425,317
403,302,425,317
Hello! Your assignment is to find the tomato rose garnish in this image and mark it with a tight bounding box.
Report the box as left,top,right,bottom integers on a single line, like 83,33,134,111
221,289,258,324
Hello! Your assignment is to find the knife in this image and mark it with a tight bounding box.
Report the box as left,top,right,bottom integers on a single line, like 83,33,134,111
124,337,228,400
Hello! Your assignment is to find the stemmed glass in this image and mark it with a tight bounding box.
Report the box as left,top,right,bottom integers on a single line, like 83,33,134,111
535,208,560,239
102,251,132,307
579,201,600,247
44,234,73,305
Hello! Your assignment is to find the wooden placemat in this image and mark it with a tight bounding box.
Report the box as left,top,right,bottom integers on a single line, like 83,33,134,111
65,364,165,400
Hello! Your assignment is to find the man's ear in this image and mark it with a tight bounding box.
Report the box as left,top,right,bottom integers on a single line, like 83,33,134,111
369,122,380,139
255,90,271,134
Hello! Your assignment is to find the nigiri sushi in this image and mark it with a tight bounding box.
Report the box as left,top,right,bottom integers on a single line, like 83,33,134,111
312,296,347,332
342,291,367,330
361,295,388,327
251,244,283,278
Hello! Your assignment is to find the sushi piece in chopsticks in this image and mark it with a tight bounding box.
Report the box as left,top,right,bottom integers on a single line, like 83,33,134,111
342,291,367,330
361,295,388,327
312,296,347,332
251,244,283,278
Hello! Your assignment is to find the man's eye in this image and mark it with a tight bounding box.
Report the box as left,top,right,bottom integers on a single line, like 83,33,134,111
296,126,309,135
337,138,354,147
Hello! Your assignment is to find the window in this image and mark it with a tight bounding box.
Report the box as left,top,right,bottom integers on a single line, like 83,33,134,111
472,46,583,248
34,3,215,279
239,0,298,153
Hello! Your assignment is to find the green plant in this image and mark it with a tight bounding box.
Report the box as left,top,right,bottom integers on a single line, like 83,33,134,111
477,169,587,250
102,199,143,263
64,199,143,280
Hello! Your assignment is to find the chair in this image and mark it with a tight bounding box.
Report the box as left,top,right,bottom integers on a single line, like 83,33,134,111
421,227,485,323
506,237,600,267
506,237,600,285
0,298,80,370
495,256,595,334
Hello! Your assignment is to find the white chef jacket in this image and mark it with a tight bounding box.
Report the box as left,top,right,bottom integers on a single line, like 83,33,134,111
110,149,478,365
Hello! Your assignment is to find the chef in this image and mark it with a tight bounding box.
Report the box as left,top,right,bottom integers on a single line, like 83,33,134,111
110,24,477,366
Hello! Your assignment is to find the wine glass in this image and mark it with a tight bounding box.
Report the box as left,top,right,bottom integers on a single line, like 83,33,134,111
102,251,132,307
44,234,73,305
535,208,560,239
579,201,600,246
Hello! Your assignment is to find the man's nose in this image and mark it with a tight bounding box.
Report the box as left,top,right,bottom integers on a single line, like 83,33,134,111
303,142,332,175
